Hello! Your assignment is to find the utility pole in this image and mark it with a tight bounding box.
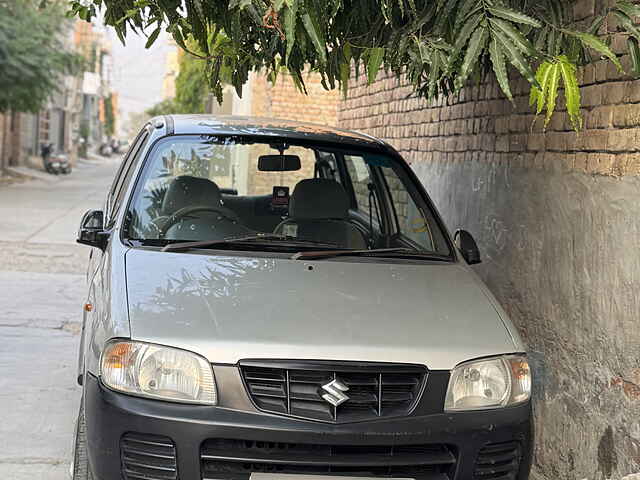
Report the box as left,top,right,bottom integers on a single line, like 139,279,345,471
0,112,8,174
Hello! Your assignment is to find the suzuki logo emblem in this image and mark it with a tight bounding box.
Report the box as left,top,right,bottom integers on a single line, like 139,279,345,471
321,378,350,407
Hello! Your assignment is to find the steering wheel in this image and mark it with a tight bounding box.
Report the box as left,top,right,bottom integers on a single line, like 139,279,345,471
160,205,241,236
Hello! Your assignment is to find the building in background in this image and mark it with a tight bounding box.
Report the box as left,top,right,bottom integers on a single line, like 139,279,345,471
77,21,117,150
0,19,119,171
1,20,84,169
162,38,180,101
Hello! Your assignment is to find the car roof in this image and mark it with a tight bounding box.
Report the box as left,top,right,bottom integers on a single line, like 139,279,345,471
155,115,387,150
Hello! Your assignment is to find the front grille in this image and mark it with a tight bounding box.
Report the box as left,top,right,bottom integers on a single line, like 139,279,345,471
201,438,456,479
240,361,427,422
473,441,522,480
121,432,178,480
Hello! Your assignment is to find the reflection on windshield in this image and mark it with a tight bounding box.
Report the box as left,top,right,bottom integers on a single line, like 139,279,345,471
124,136,451,258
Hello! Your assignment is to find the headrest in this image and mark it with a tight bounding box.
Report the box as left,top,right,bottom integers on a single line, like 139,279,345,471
162,176,222,214
289,178,349,220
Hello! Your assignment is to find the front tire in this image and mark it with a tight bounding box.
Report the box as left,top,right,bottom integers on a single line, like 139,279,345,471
71,405,94,480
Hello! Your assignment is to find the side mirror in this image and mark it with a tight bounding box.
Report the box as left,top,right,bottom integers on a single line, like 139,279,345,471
454,229,481,265
77,210,109,250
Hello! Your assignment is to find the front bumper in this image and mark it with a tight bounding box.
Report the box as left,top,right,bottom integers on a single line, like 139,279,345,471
84,373,533,480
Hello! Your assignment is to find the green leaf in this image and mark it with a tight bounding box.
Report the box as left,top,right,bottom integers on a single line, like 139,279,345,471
493,28,540,89
283,4,298,64
115,26,126,45
428,49,442,97
566,31,623,72
617,0,640,20
489,37,513,101
451,12,483,60
489,17,536,56
367,47,385,84
145,26,161,48
191,0,204,20
544,62,560,128
301,12,326,64
488,5,541,28
291,70,307,94
416,39,431,65
530,62,547,110
533,61,553,114
558,56,582,131
455,0,480,28
340,60,350,99
170,27,188,51
343,42,352,63
228,0,252,10
614,10,640,40
457,25,488,88
535,26,548,51
588,14,606,35
629,37,640,76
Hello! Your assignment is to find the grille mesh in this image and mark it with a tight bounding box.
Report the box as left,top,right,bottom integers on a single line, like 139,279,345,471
241,362,426,422
473,441,522,480
200,438,455,479
121,432,178,480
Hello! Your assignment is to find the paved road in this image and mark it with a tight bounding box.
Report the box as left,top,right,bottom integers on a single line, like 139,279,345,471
0,157,120,479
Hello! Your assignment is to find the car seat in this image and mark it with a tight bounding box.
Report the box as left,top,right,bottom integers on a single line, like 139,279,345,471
274,178,367,249
160,175,246,240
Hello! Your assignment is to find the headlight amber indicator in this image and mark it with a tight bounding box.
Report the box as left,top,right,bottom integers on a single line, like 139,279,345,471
102,341,134,370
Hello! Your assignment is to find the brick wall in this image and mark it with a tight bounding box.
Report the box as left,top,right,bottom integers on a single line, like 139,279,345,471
340,68,640,177
338,2,640,478
252,72,339,124
338,0,640,178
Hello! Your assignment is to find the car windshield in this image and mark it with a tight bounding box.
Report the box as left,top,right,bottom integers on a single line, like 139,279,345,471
123,135,451,257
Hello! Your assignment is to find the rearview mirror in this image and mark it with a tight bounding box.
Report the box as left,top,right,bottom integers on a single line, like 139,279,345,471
77,209,109,250
454,229,481,265
258,155,301,172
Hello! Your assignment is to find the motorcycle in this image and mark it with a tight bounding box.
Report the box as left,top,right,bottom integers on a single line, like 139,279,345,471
99,142,113,157
41,143,72,175
110,139,122,154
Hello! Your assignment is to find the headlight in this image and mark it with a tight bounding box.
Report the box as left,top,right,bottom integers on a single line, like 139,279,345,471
444,355,531,411
100,340,217,405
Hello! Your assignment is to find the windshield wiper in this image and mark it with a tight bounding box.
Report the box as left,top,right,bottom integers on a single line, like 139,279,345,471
161,234,339,253
291,248,451,261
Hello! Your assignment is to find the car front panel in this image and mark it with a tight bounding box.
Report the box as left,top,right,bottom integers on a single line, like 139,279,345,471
84,365,532,480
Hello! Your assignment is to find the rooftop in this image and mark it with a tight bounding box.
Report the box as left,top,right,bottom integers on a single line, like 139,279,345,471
161,115,387,149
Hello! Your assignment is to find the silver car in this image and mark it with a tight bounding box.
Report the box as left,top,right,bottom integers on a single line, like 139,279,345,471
72,115,533,480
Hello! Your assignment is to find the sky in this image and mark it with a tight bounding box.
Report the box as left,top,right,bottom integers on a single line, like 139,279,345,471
109,29,171,138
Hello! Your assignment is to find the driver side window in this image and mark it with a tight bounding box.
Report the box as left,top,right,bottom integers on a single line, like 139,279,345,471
106,129,149,226
379,167,440,252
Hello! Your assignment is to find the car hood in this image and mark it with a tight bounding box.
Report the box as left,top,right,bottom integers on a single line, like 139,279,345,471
125,249,519,370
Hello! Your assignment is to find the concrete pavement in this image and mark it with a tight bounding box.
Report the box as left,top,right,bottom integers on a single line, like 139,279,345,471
0,156,120,479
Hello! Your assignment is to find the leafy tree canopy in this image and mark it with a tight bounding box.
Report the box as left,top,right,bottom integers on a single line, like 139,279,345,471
146,98,179,117
0,0,80,113
73,0,640,130
174,48,210,114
